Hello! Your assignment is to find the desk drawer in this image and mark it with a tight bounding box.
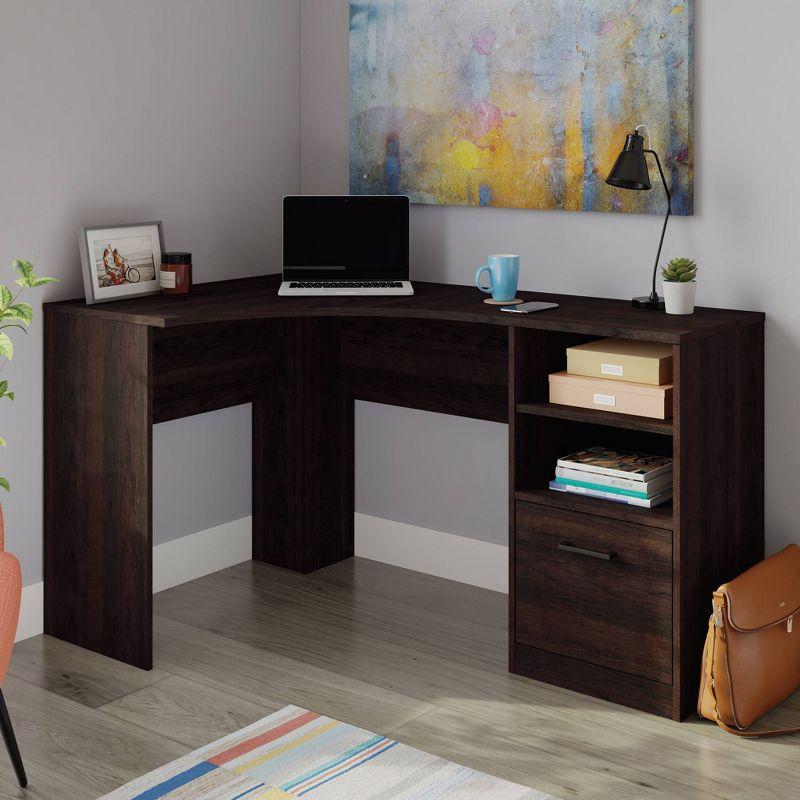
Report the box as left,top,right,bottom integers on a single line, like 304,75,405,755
515,502,673,684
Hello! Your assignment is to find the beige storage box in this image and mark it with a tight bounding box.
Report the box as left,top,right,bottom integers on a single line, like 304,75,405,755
567,338,673,386
549,371,673,419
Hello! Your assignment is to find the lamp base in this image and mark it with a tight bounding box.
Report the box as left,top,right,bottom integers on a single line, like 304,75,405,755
632,295,665,310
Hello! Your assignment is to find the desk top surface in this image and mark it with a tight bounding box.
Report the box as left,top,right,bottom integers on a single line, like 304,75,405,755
45,274,763,343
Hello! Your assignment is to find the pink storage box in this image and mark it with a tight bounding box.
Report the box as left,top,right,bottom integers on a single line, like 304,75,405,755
548,371,673,420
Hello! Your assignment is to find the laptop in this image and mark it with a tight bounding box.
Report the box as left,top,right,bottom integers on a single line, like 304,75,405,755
279,195,413,296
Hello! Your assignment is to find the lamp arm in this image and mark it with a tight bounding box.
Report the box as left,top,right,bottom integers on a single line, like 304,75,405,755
645,150,672,302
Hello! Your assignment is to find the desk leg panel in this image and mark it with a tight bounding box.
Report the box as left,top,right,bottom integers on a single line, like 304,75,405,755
43,312,153,669
253,319,354,572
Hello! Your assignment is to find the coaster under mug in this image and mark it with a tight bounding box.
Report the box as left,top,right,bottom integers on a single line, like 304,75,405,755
484,297,524,305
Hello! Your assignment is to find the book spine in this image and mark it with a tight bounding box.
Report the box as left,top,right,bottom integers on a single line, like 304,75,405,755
555,459,647,481
549,481,670,508
549,480,627,504
555,467,651,492
554,477,648,499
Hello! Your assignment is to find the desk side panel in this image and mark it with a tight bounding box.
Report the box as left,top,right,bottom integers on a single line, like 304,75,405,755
44,312,153,669
674,321,765,718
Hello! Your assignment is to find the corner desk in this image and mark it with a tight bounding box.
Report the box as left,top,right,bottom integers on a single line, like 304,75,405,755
43,275,765,720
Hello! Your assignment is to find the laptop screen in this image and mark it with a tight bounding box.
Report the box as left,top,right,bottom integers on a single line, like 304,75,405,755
283,195,409,281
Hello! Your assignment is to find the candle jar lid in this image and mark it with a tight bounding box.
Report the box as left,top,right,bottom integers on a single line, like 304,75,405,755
162,252,192,265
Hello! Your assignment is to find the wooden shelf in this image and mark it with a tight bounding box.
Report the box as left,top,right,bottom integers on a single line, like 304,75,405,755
515,487,674,531
516,402,673,436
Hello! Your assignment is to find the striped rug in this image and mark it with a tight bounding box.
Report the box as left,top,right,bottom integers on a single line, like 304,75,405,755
99,705,558,799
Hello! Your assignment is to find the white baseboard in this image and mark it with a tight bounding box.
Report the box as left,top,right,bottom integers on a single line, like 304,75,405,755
17,581,44,643
17,513,505,642
152,516,252,593
355,512,508,594
16,516,253,642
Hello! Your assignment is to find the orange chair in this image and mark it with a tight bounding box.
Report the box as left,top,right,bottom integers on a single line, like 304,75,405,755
0,507,26,788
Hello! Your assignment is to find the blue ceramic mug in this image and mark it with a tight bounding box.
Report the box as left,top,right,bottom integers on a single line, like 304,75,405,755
475,255,520,302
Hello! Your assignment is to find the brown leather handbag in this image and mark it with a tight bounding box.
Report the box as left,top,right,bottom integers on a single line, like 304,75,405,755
698,544,800,736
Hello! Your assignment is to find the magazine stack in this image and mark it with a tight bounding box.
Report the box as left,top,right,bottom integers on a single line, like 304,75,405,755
549,446,673,508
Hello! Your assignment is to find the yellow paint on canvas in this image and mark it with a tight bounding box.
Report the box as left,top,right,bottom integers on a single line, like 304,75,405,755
563,84,585,212
350,2,692,214
452,139,481,170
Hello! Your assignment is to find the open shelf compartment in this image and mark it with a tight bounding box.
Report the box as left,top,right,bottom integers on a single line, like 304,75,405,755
511,328,675,529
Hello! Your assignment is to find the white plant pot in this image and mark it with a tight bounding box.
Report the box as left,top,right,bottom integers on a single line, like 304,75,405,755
662,281,697,315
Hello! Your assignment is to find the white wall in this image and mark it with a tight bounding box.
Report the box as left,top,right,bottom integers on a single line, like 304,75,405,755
0,0,300,584
301,0,800,556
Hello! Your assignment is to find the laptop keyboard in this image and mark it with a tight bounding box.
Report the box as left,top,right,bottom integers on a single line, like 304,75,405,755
288,281,405,289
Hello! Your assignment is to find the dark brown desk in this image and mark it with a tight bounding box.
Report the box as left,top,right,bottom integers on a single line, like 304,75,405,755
43,275,765,719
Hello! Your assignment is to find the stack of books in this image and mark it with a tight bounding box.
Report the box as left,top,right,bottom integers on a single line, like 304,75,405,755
549,446,673,508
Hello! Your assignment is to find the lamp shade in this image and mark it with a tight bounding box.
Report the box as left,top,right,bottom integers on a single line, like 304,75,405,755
606,132,652,191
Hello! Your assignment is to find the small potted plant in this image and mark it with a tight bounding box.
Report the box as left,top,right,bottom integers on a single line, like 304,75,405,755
660,257,698,315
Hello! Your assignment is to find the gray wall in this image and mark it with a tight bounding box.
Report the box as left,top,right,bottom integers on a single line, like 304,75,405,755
355,401,507,544
302,0,800,556
0,0,299,583
153,405,252,544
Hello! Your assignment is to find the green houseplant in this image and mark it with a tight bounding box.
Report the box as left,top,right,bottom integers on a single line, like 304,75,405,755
660,257,698,315
1,260,57,493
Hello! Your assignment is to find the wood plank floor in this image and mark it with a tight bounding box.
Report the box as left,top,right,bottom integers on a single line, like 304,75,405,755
2,557,798,799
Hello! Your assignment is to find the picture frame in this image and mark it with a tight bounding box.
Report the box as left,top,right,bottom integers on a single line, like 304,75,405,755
79,221,165,304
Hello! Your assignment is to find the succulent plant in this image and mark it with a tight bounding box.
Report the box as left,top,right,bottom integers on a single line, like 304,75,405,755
660,257,698,283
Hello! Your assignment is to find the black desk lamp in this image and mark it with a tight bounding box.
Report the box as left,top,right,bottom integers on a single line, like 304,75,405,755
606,126,671,310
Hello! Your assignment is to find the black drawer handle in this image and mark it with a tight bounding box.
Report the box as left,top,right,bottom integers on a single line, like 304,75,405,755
558,541,618,561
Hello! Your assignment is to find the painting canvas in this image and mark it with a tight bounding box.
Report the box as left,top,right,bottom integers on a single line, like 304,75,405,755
350,1,693,215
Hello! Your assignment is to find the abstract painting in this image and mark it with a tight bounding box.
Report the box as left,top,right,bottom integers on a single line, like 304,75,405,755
350,1,693,215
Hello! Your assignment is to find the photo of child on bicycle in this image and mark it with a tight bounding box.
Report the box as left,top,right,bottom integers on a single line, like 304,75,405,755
93,235,157,288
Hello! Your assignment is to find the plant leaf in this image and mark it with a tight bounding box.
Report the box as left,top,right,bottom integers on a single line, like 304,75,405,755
13,259,56,289
13,259,35,287
0,332,12,360
5,302,33,325
0,436,6,447
0,285,12,310
13,259,34,280
0,477,9,492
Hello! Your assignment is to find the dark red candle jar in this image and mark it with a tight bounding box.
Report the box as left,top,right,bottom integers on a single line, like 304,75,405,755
160,252,192,296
